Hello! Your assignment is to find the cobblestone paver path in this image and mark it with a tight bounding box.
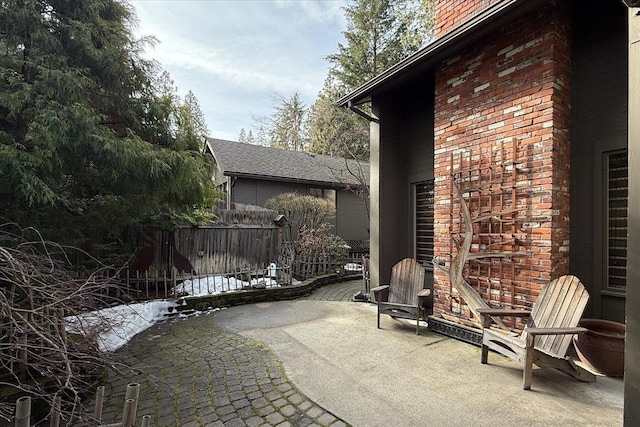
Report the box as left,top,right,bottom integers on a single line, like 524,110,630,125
302,280,362,302
84,282,361,426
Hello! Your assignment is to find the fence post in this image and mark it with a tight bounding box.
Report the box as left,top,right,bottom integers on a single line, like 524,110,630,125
145,270,150,299
163,269,168,299
15,396,31,427
125,268,131,298
172,270,177,298
94,385,105,421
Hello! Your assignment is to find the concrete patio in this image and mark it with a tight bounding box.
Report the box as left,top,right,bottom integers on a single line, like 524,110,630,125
94,279,623,426
214,295,623,426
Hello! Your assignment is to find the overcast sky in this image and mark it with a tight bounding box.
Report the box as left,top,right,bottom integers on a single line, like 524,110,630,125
128,0,349,142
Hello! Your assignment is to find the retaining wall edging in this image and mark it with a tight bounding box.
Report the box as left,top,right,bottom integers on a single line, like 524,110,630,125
174,274,359,312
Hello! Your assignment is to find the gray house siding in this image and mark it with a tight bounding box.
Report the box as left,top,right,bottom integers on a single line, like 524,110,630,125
229,177,369,242
229,179,258,206
373,76,435,286
335,190,369,242
570,2,628,322
208,138,370,245
626,5,640,420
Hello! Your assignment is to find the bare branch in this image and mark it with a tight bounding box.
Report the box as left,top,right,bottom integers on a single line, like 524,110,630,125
466,251,531,261
0,222,136,424
472,208,525,223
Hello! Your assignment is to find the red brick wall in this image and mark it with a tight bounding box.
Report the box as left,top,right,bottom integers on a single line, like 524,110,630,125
434,0,501,38
432,5,572,324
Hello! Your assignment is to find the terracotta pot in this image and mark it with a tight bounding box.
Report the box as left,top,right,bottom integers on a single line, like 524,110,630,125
573,318,626,377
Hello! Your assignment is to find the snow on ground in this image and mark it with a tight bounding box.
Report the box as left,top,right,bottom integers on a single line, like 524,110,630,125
66,300,177,352
344,262,363,272
176,275,278,297
66,274,276,352
66,264,357,353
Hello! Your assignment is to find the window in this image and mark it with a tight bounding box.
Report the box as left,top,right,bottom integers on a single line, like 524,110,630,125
309,188,336,204
605,149,628,291
415,180,435,269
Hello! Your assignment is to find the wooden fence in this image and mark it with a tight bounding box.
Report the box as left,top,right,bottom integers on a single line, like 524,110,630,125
286,255,346,280
109,264,292,301
134,224,281,277
278,242,357,281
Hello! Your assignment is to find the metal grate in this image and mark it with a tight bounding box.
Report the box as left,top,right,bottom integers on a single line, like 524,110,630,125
427,316,482,346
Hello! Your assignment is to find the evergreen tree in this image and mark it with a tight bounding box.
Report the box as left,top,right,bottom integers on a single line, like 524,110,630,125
176,90,209,151
307,76,368,160
0,0,219,256
246,129,255,144
265,92,307,151
396,0,435,53
256,126,268,146
238,128,247,143
307,0,433,162
306,0,432,214
327,0,433,90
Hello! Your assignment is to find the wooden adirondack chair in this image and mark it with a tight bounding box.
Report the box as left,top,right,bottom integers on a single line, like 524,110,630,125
478,275,596,390
371,258,431,335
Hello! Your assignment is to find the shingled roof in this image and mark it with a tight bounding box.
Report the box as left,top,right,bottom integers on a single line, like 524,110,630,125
206,138,369,187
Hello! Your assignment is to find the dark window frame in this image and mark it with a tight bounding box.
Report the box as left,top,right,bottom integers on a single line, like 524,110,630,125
603,149,628,293
414,179,435,271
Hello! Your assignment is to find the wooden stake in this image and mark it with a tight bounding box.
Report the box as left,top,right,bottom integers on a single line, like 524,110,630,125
94,386,105,421
15,396,31,427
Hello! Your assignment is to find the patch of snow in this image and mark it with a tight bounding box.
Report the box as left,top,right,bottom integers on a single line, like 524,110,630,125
344,262,363,272
65,275,278,353
66,300,176,352
176,275,277,297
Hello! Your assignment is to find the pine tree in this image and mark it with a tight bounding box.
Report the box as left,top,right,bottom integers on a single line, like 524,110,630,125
177,90,209,151
266,92,308,151
0,0,219,254
238,128,247,143
307,0,434,161
246,129,255,144
307,76,369,160
327,0,433,90
256,126,268,146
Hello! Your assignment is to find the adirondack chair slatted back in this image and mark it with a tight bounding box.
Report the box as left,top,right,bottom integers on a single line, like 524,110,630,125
521,275,589,357
388,258,425,305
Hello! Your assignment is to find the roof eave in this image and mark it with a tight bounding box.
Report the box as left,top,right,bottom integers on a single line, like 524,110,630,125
337,0,533,107
224,172,368,188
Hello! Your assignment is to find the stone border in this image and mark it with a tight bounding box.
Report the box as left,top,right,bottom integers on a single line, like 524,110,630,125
175,274,360,313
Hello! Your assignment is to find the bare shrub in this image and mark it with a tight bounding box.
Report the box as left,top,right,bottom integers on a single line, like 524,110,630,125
297,224,348,261
265,192,336,237
0,222,127,425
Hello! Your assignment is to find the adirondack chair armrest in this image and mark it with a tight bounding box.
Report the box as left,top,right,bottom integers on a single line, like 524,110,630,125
476,308,532,318
417,288,431,307
418,289,431,297
477,308,531,328
371,285,390,302
417,288,432,316
526,327,588,336
524,327,589,348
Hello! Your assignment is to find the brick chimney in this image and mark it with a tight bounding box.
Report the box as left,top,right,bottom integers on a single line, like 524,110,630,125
434,0,502,38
